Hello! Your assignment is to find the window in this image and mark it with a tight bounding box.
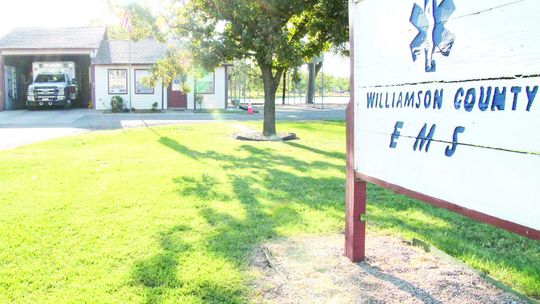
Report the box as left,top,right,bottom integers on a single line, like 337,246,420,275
108,69,127,94
195,72,215,94
35,74,65,83
135,69,154,94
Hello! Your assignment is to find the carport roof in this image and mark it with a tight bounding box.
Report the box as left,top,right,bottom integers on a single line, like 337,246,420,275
94,39,168,65
0,27,106,50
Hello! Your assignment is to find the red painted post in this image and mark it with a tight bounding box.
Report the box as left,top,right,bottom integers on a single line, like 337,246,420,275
345,0,366,263
345,101,367,262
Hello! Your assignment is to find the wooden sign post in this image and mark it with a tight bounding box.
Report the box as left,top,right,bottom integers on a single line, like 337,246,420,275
345,102,366,262
346,0,540,262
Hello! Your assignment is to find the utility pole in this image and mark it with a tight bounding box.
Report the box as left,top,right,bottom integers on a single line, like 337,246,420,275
321,65,324,109
282,70,286,105
161,84,164,112
122,11,133,112
128,37,132,112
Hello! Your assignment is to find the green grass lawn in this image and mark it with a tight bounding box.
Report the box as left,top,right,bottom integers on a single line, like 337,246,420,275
0,121,538,303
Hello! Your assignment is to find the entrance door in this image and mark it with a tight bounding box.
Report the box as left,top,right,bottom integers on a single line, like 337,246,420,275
168,77,187,109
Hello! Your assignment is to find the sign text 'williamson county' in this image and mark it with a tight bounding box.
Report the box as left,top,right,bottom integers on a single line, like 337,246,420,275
364,80,538,157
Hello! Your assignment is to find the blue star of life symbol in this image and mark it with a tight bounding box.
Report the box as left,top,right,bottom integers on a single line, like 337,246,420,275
410,0,456,72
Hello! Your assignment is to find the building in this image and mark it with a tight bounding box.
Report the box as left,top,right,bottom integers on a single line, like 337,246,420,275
0,27,227,111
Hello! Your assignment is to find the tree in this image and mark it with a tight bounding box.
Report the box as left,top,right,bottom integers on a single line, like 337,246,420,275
95,1,162,41
302,0,349,104
163,0,348,137
144,49,193,103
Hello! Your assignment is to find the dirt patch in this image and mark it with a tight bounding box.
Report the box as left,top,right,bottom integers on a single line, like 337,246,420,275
249,234,526,304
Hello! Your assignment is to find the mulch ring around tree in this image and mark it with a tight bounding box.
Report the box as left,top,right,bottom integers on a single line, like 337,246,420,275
249,234,529,304
234,132,298,142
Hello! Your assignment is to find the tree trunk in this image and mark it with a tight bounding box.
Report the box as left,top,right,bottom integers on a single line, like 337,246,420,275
260,64,283,137
305,61,323,104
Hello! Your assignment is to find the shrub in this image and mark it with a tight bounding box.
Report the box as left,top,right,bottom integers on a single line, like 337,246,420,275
152,102,158,112
111,96,124,113
195,94,203,110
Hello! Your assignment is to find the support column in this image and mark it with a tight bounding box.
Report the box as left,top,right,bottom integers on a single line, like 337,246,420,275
0,54,5,111
90,64,96,110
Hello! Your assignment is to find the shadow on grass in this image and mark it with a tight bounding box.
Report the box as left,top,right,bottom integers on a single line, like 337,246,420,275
130,130,344,302
132,223,244,304
131,225,190,302
284,141,345,160
366,185,540,299
197,174,300,262
160,134,344,173
174,174,232,202
132,126,539,302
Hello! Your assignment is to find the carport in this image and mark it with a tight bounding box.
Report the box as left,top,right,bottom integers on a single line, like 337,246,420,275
0,27,106,111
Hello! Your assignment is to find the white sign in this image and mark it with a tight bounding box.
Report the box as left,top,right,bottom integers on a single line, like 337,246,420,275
108,69,127,94
352,0,540,231
172,77,182,92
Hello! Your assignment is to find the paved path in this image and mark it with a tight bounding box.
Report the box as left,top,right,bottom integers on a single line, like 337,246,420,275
0,105,345,150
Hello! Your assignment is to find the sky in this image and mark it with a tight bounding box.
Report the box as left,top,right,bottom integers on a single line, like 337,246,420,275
322,53,350,78
0,0,116,36
0,0,350,77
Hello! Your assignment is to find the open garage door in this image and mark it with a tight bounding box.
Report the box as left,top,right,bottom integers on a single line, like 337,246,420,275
2,54,92,110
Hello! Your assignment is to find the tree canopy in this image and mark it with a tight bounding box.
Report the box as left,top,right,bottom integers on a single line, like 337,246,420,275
122,0,349,136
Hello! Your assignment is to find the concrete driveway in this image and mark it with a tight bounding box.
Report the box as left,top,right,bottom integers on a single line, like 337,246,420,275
0,109,90,126
0,109,90,150
0,104,346,150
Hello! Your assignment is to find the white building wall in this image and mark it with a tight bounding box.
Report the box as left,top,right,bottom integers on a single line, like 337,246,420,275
186,67,226,110
94,65,226,110
94,65,167,111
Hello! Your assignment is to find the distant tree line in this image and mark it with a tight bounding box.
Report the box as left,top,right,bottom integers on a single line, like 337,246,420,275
228,59,349,102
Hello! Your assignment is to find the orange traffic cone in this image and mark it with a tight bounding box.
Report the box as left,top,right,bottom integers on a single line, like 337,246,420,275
247,102,254,115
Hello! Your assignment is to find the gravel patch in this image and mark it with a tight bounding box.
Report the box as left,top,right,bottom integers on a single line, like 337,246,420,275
249,234,526,304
